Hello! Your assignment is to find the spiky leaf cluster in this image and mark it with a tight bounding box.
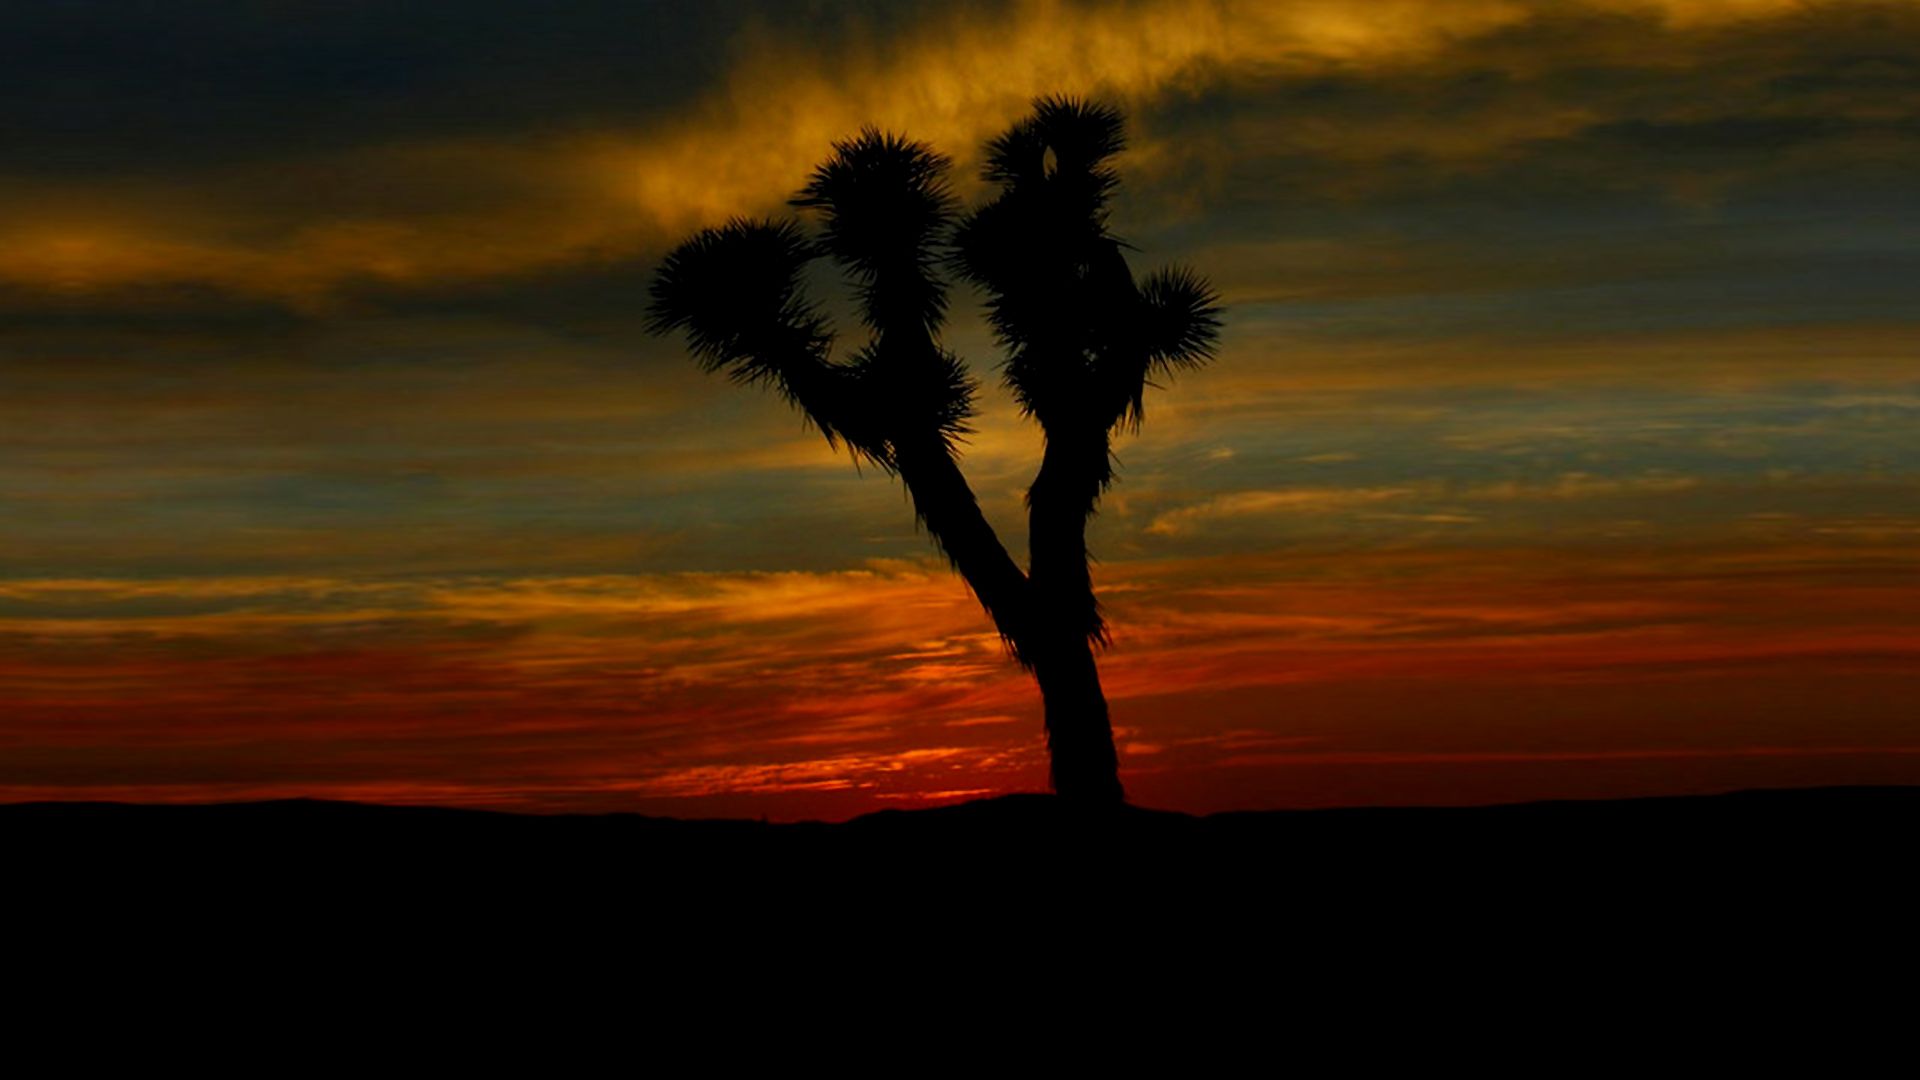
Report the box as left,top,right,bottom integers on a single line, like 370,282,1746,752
644,217,823,376
1109,266,1224,430
953,96,1220,441
983,95,1125,208
793,128,956,334
648,136,979,472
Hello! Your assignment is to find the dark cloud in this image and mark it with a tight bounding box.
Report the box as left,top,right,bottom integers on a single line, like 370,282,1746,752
8,1,763,172
8,0,996,173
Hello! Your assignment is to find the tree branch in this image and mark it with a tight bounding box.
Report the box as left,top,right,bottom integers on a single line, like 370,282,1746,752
892,436,1035,664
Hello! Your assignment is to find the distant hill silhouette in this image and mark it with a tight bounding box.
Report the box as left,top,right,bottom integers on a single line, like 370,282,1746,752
12,786,1915,889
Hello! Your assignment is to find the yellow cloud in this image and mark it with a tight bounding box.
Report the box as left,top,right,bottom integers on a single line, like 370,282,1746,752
1142,472,1714,534
1146,485,1423,535
0,0,1856,301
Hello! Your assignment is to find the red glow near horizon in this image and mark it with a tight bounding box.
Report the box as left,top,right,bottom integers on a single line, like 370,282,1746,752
6,545,1916,820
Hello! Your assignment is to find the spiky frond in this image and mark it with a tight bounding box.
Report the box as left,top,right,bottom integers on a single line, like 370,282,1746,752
645,217,825,377
909,346,980,451
974,96,1124,249
956,97,1145,433
951,185,1095,428
983,95,1124,189
1096,267,1223,431
949,197,1047,335
981,110,1047,187
837,342,978,456
1029,95,1124,196
792,128,955,333
646,218,899,469
1139,267,1222,374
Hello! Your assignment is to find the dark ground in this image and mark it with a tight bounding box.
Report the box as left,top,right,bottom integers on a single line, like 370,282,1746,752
10,786,1914,1016
12,784,1914,910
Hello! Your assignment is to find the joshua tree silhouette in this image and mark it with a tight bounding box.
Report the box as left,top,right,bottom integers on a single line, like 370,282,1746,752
647,97,1220,803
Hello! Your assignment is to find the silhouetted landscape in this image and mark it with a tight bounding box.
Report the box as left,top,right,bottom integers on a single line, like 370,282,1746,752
16,786,1915,898
15,786,1912,998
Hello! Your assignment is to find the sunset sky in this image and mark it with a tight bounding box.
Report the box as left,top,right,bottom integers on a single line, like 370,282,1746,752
4,0,1916,819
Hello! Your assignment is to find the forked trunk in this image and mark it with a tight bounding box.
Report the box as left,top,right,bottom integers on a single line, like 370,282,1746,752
851,212,1129,805
896,431,1125,805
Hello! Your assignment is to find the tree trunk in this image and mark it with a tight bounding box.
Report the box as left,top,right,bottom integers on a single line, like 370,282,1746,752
1026,426,1124,803
1031,633,1124,803
893,440,1034,657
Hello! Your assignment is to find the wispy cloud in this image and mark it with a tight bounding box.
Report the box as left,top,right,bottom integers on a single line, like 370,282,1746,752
1146,486,1421,535
1143,473,1703,535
